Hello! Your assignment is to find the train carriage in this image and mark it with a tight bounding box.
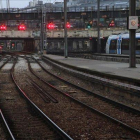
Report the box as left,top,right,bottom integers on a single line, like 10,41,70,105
106,33,140,55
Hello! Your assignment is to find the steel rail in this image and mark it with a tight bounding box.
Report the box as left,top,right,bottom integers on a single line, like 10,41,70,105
0,56,11,69
33,56,140,114
11,57,73,140
31,81,51,103
0,55,15,140
0,54,7,61
42,56,140,99
29,78,58,103
27,57,140,135
0,109,15,140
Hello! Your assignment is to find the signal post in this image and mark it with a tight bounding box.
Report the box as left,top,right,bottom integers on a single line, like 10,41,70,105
64,0,68,58
129,0,138,68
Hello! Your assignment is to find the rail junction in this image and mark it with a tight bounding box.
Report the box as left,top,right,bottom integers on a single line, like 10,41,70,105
0,0,140,139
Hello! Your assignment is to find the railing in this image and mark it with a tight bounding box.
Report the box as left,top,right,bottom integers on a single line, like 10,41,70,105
0,5,139,13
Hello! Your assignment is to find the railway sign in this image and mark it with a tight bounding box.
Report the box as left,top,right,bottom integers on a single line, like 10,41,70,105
128,16,138,30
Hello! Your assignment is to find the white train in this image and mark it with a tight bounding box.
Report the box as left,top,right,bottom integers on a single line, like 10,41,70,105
106,33,140,55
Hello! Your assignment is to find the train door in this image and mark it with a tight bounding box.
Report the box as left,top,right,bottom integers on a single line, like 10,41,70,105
79,41,83,51
7,41,10,50
16,42,23,51
24,39,34,52
83,40,90,52
121,39,129,54
68,40,73,52
0,42,4,53
136,38,140,55
101,38,107,53
73,41,77,51
0,41,6,51
54,41,58,50
109,39,117,54
86,40,91,51
92,38,97,53
47,41,52,51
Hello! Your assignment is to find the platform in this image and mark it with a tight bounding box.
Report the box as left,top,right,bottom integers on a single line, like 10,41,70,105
43,54,140,80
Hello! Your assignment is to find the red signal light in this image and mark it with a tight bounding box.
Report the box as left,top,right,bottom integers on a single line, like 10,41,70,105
47,22,55,29
109,21,115,27
0,25,7,31
66,22,71,28
109,23,115,27
18,24,26,31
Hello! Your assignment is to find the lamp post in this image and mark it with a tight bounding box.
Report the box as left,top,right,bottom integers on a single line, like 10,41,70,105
64,0,68,58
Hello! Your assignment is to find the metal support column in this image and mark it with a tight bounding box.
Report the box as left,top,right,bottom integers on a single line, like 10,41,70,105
129,0,136,67
43,6,47,52
97,0,101,53
64,0,68,58
40,6,46,53
40,6,43,53
6,0,10,12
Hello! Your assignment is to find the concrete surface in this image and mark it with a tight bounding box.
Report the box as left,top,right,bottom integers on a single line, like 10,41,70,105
43,54,140,80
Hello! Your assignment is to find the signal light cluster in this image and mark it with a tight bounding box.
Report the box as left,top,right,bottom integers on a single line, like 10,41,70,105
0,24,26,31
47,22,55,30
0,22,72,31
109,23,115,27
18,24,26,31
87,21,92,29
109,21,115,27
0,25,7,31
66,22,71,28
47,22,71,30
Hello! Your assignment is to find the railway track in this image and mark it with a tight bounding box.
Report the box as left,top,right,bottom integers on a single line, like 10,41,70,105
0,109,15,140
42,55,140,88
42,56,140,109
0,57,15,139
0,54,72,139
17,55,139,139
31,56,140,131
28,76,58,103
1,53,140,139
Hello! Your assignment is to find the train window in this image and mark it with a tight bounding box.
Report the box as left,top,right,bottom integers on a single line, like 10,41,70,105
136,39,140,50
121,39,129,50
110,39,117,50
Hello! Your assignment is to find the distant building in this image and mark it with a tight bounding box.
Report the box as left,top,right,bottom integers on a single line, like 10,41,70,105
67,0,80,6
26,0,139,10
